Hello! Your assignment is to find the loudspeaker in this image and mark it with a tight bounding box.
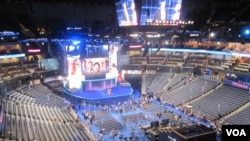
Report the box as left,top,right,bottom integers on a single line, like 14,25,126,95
193,66,201,75
151,121,159,130
162,119,169,125
178,115,181,119
151,121,155,128
155,121,159,127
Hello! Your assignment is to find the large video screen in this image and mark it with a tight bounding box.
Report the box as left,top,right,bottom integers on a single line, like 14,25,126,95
107,44,119,77
66,42,119,89
140,0,182,25
67,55,82,89
81,58,109,80
115,0,138,26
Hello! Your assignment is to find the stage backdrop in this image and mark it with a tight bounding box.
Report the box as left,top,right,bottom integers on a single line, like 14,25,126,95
65,42,119,90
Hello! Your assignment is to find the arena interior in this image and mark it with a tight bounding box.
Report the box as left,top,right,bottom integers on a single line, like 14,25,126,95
0,0,250,141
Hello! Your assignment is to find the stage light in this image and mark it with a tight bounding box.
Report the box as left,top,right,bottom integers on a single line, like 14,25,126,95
241,27,250,38
103,45,108,50
57,76,62,80
73,40,81,45
28,49,41,53
244,29,250,35
129,33,139,37
210,32,215,37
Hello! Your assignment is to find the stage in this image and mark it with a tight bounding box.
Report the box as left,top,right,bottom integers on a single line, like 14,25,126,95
64,85,134,105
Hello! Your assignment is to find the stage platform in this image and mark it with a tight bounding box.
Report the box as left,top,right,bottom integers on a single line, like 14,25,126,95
64,86,133,105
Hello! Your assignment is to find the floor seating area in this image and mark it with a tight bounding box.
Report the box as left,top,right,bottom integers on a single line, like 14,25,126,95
162,78,218,106
165,74,190,92
190,85,250,121
0,84,95,141
224,105,250,125
167,54,184,63
148,55,166,64
234,61,250,72
0,61,43,81
145,73,173,94
184,54,208,67
14,84,69,108
44,79,64,93
130,56,147,65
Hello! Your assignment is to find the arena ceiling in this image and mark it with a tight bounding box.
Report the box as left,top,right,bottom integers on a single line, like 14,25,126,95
182,0,250,25
1,0,250,30
7,0,250,23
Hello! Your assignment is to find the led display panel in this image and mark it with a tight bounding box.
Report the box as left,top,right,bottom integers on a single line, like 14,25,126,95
67,56,82,89
115,0,138,26
140,0,182,25
65,42,119,90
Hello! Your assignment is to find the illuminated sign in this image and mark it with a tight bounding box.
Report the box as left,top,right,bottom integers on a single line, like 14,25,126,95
28,49,41,53
224,78,250,90
129,45,142,48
